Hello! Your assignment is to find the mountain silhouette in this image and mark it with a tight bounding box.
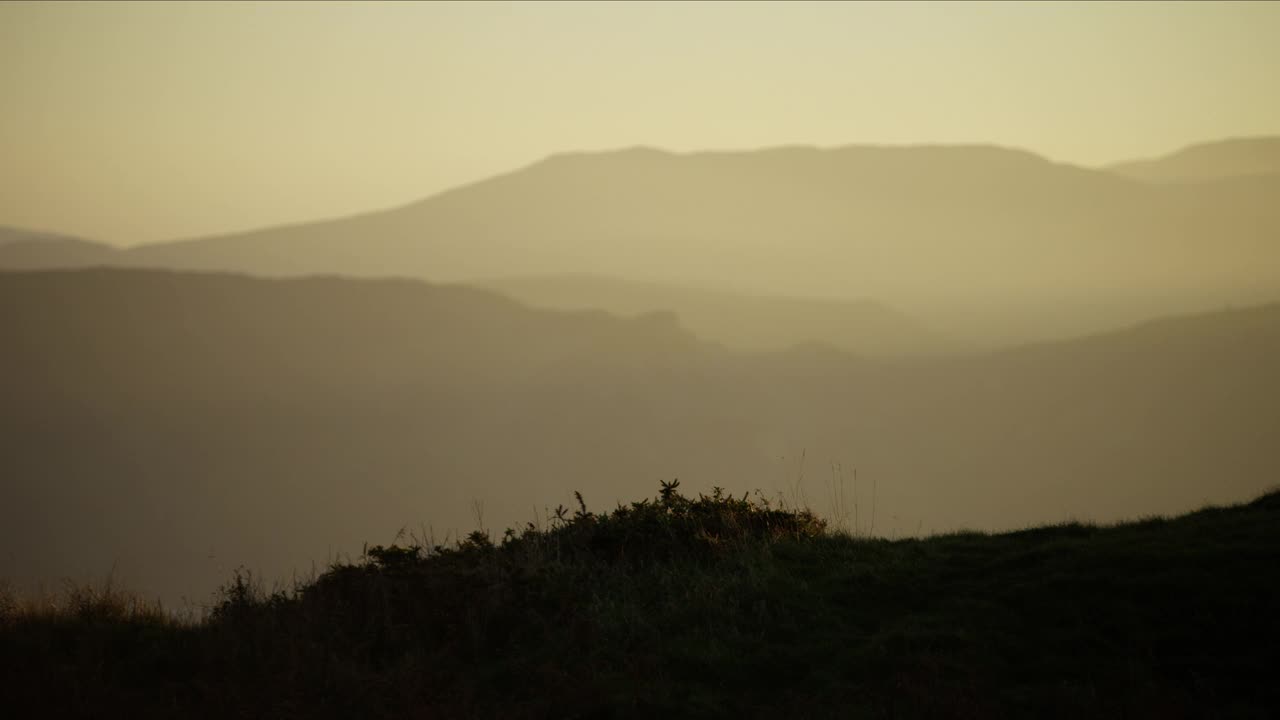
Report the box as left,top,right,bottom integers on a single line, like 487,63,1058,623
1107,137,1280,183
3,140,1276,346
478,272,946,355
0,226,120,268
3,268,1276,604
0,226,83,246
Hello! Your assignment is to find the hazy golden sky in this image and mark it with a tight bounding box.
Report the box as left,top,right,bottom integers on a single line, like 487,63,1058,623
2,1,1278,246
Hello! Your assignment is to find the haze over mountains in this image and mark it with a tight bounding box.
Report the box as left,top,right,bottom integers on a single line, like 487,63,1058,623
4,137,1278,350
7,3,1280,713
3,268,1278,604
478,273,947,355
3,136,1278,603
1108,137,1280,183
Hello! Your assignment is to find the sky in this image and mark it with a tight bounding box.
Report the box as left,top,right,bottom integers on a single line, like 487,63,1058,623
2,0,1278,246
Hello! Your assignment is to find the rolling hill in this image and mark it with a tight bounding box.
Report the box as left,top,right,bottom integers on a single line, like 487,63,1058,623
2,268,1277,605
1107,136,1280,183
478,273,947,355
3,141,1277,347
0,226,120,269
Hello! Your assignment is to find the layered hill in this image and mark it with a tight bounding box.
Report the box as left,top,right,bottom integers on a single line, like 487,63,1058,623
1107,136,1280,183
478,273,946,355
0,226,120,269
2,268,1277,604
0,226,81,246
3,141,1277,346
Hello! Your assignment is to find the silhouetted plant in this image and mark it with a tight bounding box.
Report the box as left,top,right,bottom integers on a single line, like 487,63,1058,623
4,486,1279,719
366,543,420,568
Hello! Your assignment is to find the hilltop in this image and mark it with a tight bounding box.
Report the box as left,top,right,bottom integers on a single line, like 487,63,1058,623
3,481,1277,718
0,226,119,268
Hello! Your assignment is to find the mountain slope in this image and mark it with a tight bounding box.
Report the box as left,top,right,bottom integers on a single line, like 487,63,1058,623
2,269,1277,605
103,145,1166,299
1107,136,1280,183
0,268,733,603
4,142,1277,342
479,273,947,355
0,226,84,246
0,226,120,269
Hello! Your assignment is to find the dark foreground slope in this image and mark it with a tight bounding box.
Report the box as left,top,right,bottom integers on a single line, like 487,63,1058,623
3,483,1278,719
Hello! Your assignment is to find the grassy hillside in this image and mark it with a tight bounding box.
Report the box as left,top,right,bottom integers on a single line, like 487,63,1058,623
3,481,1278,719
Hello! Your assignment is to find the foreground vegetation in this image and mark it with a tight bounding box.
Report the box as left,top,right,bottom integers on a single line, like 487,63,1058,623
3,481,1279,719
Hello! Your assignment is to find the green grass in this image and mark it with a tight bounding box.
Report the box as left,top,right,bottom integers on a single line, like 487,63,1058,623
3,480,1279,719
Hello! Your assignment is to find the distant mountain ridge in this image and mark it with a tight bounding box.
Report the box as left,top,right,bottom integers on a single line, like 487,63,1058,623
2,140,1273,291
0,225,91,246
3,267,1277,604
1107,137,1280,183
2,137,1277,347
478,273,946,355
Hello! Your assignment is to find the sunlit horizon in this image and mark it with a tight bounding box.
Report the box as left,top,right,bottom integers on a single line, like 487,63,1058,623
3,0,1279,245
